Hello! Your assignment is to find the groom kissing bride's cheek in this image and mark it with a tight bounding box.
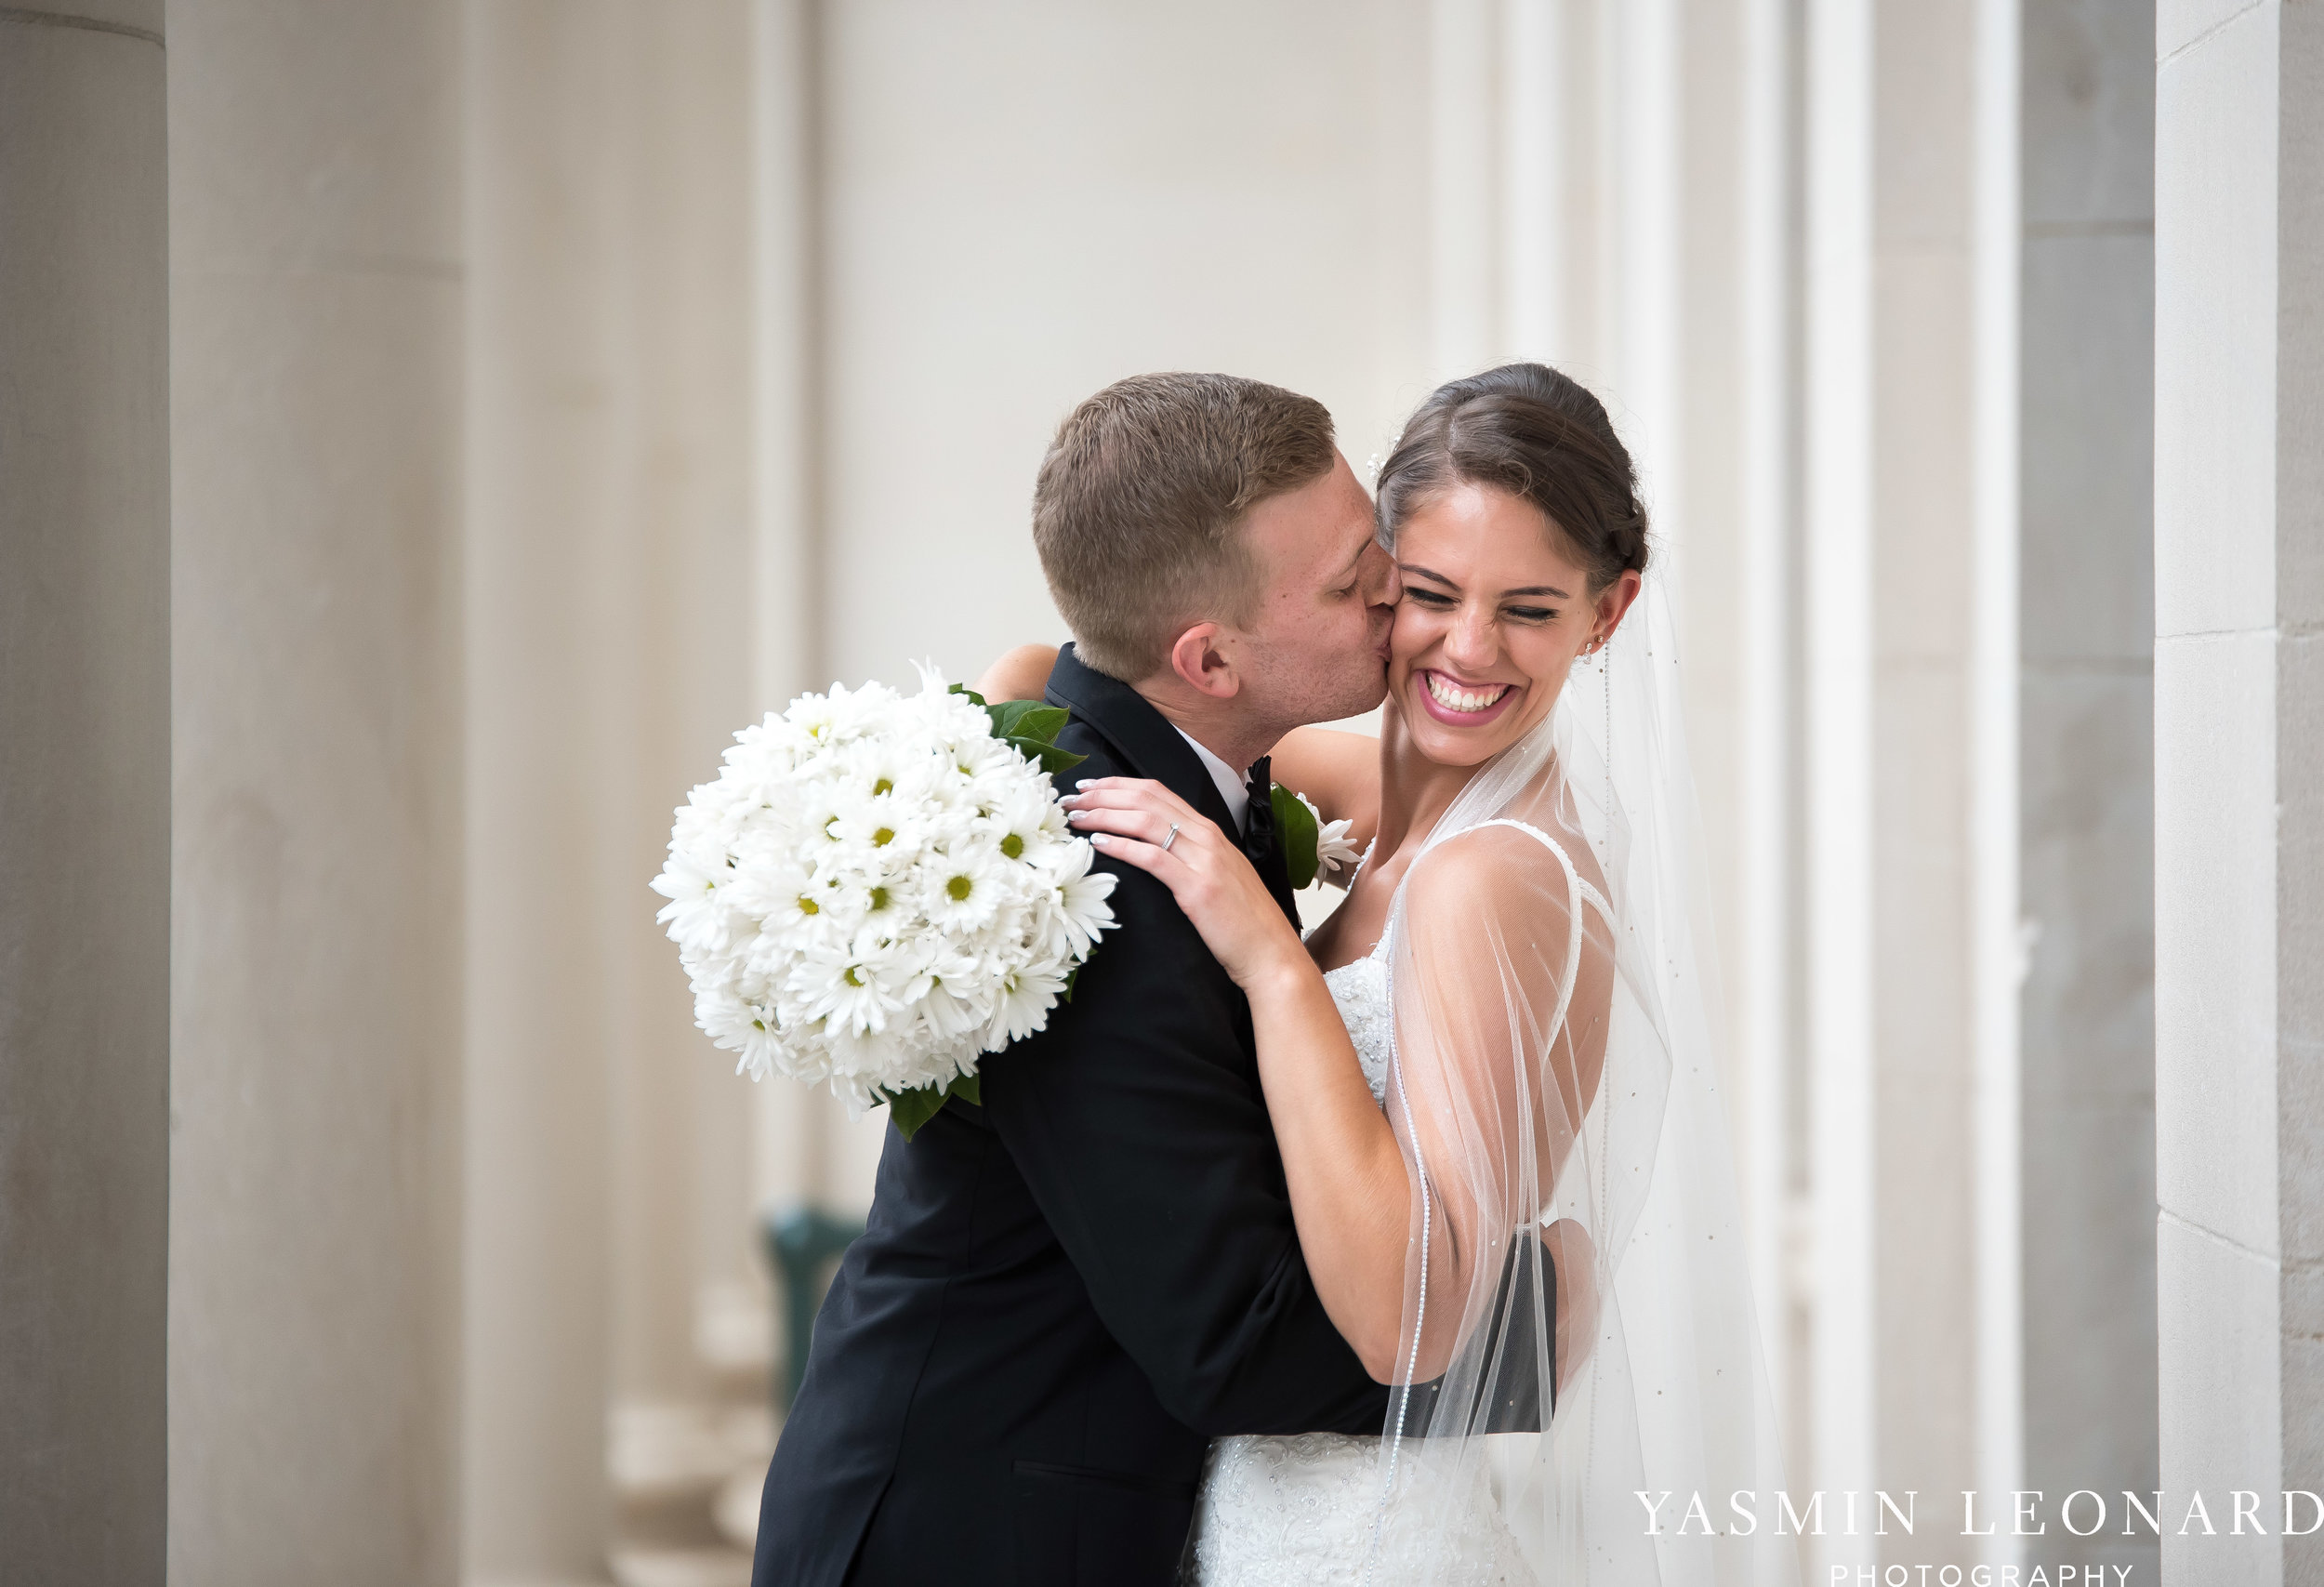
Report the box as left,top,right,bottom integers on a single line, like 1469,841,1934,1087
750,372,1395,1587
752,369,1793,1587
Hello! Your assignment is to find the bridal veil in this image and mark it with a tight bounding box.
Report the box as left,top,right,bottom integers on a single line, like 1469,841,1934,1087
1367,574,1797,1586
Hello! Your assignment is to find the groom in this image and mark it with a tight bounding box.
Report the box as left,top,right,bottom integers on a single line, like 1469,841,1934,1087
752,373,1399,1587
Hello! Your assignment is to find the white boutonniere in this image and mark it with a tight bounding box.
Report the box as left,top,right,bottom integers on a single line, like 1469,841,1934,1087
1269,785,1362,887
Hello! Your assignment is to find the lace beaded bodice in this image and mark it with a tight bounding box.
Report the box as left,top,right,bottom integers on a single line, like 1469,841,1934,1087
1319,936,1393,1105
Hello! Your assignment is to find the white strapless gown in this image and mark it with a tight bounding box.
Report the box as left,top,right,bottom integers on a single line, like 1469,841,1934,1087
1178,943,1534,1585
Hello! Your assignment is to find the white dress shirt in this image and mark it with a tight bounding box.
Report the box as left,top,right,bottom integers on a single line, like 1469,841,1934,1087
1173,726,1252,836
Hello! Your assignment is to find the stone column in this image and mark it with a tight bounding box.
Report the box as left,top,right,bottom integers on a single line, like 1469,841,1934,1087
0,6,170,1584
466,0,759,1577
1864,2,1986,1550
1801,0,1884,1554
462,5,621,1577
166,4,464,1583
749,0,838,1220
2016,0,2157,1578
593,7,759,1445
1672,0,1805,1465
2154,2,2323,1581
1802,0,1995,1568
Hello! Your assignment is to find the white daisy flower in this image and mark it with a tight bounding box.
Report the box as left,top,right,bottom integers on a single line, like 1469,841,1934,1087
649,850,734,957
985,963,1070,1048
925,849,1009,932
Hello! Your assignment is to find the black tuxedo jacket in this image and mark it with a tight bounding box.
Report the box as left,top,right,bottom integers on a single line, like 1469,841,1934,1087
751,645,1390,1587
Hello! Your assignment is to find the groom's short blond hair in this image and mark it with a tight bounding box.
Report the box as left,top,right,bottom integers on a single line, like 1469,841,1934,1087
1033,373,1336,682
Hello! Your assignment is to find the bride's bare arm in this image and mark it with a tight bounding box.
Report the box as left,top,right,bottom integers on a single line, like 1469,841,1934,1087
1236,952,1411,1380
1063,775,1412,1379
974,643,1059,702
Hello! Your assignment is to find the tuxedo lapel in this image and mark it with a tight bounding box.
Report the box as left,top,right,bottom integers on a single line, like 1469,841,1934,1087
1240,777,1301,925
1042,643,1244,843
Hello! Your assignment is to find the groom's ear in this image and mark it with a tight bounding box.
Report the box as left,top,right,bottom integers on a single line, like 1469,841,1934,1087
1163,622,1241,701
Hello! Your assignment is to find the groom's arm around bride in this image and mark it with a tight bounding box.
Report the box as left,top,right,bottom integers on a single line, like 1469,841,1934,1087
750,374,1400,1587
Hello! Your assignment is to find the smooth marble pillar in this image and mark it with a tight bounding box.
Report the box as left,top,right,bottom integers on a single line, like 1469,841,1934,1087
466,3,759,1578
1868,0,1982,1563
0,5,170,1583
1802,0,1991,1568
748,0,837,1223
166,3,464,1581
462,4,621,1576
2016,0,2157,1577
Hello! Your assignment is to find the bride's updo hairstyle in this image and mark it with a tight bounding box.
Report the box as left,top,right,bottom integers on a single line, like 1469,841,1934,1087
1374,362,1649,590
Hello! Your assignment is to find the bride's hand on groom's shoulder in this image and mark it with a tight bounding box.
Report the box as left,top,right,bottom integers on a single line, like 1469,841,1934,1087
1061,778,1310,994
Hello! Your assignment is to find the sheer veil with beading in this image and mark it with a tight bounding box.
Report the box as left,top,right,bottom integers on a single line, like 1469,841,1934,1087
1364,576,1797,1585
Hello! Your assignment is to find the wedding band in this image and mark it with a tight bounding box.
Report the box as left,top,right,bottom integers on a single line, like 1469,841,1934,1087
1160,823,1181,853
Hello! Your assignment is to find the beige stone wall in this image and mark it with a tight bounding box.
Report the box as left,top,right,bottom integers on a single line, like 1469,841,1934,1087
793,0,1439,1209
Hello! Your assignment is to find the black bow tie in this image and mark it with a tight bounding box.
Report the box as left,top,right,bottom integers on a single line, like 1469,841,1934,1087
1241,757,1274,859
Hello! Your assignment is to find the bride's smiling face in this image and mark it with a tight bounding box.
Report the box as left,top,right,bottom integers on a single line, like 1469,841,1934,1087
1388,483,1641,768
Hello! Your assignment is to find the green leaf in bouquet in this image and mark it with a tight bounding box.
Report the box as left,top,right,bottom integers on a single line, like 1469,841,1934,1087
975,697,1087,775
1016,738,1089,776
948,682,990,708
883,1083,945,1142
881,1070,984,1144
988,699,1070,745
1272,783,1321,890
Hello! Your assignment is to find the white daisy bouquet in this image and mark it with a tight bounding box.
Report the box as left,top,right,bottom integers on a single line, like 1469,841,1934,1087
651,668,1117,1140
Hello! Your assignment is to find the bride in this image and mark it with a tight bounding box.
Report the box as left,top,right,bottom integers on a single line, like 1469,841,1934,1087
992,364,1791,1584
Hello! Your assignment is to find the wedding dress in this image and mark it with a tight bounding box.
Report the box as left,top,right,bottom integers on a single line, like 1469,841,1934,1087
1184,578,1795,1586
1185,856,1598,1586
